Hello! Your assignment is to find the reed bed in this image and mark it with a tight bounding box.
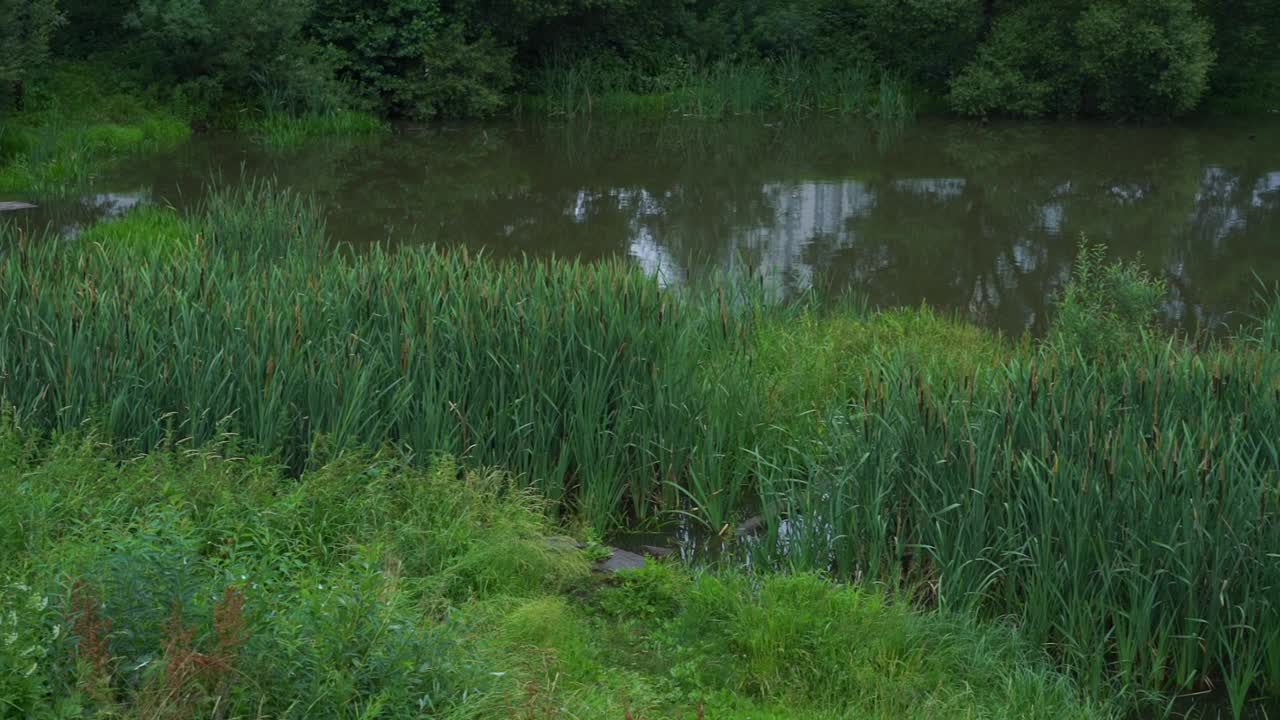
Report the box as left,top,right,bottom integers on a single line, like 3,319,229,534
739,328,1280,714
2,187,1279,713
533,57,914,120
0,191,764,526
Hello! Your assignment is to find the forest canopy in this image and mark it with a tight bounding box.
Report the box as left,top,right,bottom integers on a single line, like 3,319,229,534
2,0,1276,120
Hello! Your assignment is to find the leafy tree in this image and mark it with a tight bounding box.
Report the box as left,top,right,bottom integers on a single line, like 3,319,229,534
1195,0,1278,105
0,0,64,111
310,0,515,119
951,0,1214,117
125,0,338,118
1075,0,1213,116
949,3,1083,117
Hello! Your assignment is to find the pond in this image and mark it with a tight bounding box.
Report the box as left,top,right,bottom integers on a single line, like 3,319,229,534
12,116,1280,336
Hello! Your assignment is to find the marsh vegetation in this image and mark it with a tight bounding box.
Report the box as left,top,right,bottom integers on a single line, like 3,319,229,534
2,185,1279,717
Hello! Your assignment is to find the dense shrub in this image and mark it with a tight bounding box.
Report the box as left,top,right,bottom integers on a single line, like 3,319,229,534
950,0,1215,117
1048,239,1167,356
125,0,341,118
1074,0,1214,116
1196,0,1280,106
949,3,1082,116
858,0,984,85
21,0,1263,120
0,0,64,111
309,0,516,119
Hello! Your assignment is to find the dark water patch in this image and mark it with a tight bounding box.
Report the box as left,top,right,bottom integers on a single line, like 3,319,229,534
22,116,1280,336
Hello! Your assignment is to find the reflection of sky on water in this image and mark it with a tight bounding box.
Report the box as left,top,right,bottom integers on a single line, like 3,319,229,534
604,156,1279,332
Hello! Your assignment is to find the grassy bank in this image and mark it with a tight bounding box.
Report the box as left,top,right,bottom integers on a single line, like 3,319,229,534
0,434,1107,719
0,66,189,194
0,65,387,195
3,188,1280,714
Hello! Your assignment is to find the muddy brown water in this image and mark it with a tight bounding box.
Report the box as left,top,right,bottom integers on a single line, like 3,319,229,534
7,116,1280,335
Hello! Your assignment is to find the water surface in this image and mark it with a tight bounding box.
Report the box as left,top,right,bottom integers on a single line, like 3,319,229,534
14,116,1280,335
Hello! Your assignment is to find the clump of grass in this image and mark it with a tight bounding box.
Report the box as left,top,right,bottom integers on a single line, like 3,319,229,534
0,189,760,527
747,298,1015,423
78,204,193,259
663,571,1106,719
246,110,389,150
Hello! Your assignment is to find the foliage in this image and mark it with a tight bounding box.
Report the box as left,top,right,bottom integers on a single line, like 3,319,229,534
535,57,914,120
0,0,63,112
25,0,1266,120
857,0,984,85
949,0,1216,117
125,0,341,120
77,205,193,260
0,432,1112,719
246,109,387,149
0,65,190,193
308,0,514,120
1195,0,1280,110
948,3,1081,117
1048,238,1167,356
0,443,573,717
1074,0,1214,117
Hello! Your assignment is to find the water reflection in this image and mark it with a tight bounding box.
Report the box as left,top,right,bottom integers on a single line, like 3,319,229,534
21,117,1280,335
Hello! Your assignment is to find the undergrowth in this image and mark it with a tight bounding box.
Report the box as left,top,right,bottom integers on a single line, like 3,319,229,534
0,432,1110,719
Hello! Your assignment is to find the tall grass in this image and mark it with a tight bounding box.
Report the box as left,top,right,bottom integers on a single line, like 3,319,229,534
0,184,761,527
533,57,915,121
2,186,1279,712
246,110,389,150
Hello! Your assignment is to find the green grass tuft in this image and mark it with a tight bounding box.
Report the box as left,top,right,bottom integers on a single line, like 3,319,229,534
78,205,193,259
246,110,389,150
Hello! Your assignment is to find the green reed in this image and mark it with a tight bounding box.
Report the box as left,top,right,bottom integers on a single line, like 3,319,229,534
532,57,913,121
744,336,1280,715
246,110,388,150
0,197,765,527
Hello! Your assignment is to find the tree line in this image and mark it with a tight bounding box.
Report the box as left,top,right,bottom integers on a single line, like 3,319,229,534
2,0,1276,121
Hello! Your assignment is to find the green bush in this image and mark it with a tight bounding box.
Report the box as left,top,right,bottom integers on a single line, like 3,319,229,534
309,0,514,120
949,3,1081,117
1075,0,1214,116
951,0,1215,117
78,205,193,259
1048,239,1167,356
0,440,584,717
